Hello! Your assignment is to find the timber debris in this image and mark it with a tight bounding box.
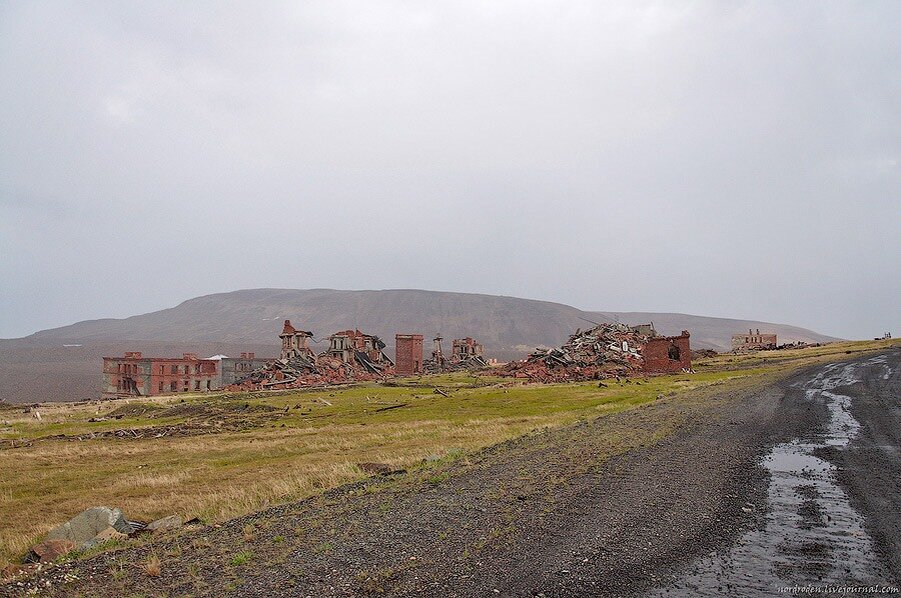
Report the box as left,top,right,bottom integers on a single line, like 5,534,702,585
499,322,692,381
226,322,394,391
423,335,489,373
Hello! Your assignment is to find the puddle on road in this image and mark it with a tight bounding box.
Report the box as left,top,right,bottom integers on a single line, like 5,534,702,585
654,357,893,596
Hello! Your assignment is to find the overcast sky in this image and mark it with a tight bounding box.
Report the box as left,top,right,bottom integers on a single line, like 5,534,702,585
1,1,898,340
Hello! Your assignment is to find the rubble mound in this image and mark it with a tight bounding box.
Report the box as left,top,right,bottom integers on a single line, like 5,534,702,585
423,354,488,374
499,323,653,382
226,355,388,391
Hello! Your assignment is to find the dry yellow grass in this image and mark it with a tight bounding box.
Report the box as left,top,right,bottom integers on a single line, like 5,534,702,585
142,553,161,577
0,416,575,565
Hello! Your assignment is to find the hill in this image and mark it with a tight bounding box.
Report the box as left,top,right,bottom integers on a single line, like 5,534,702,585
0,288,840,403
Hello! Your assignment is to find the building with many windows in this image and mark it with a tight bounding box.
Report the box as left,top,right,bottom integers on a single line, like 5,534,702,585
101,351,272,398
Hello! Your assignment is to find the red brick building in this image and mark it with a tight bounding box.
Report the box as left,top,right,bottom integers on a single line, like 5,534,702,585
452,337,483,360
641,331,692,374
395,334,424,376
101,352,219,398
324,330,391,364
280,319,315,360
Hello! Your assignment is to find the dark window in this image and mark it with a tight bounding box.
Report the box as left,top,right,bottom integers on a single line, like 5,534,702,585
206,380,211,390
668,344,681,361
194,380,200,390
170,381,177,392
158,381,163,393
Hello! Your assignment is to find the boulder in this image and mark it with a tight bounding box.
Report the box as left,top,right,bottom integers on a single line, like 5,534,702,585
81,526,128,550
44,507,135,550
146,515,183,533
27,539,76,563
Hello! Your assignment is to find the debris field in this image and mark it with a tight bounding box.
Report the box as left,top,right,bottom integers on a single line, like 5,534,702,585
498,322,689,382
225,324,394,391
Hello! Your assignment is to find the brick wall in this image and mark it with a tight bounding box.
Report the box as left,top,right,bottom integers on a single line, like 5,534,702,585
641,331,691,374
395,334,424,376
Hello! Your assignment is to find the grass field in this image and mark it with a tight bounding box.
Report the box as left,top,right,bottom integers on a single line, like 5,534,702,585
0,338,895,567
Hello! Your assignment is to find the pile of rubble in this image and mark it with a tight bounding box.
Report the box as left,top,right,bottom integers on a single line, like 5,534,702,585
229,355,388,391
226,326,394,391
498,323,654,382
422,336,489,374
423,352,488,374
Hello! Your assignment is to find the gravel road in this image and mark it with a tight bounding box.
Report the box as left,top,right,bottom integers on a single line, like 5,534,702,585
4,350,898,597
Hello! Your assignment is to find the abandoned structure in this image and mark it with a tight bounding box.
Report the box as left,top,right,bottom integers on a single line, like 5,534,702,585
395,334,424,376
641,331,692,373
102,352,217,398
731,329,777,351
280,319,315,360
430,335,446,368
452,337,483,360
226,324,395,391
499,323,691,382
102,351,274,398
215,353,272,387
422,335,489,373
322,329,393,373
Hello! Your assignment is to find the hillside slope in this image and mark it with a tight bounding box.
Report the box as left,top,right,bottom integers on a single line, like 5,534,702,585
21,288,837,351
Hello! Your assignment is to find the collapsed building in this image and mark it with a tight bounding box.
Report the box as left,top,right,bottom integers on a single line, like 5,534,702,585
423,335,489,373
322,329,393,374
731,329,777,351
225,321,394,390
498,323,691,382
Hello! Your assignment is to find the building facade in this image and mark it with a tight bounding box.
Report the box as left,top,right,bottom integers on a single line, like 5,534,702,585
280,320,315,360
641,331,692,374
102,351,274,398
102,352,219,398
216,352,272,387
395,334,424,376
452,337,483,360
731,329,777,351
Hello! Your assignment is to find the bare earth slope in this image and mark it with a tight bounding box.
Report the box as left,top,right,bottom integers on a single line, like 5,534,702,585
11,353,896,597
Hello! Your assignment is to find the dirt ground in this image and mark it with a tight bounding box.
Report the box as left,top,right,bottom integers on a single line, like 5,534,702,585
830,352,901,579
3,350,897,597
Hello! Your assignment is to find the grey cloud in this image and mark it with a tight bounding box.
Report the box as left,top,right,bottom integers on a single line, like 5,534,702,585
1,1,898,339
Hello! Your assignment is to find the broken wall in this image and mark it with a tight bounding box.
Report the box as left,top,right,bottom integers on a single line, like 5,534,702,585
641,331,691,374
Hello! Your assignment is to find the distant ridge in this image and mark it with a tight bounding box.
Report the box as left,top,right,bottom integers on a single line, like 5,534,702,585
16,288,838,351
0,288,840,403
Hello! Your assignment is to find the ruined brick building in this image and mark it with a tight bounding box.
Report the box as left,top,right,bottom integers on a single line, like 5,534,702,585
280,319,315,360
102,351,270,398
323,329,393,373
731,329,777,351
499,323,691,381
641,331,692,374
452,337,483,360
215,352,272,387
395,334,424,375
